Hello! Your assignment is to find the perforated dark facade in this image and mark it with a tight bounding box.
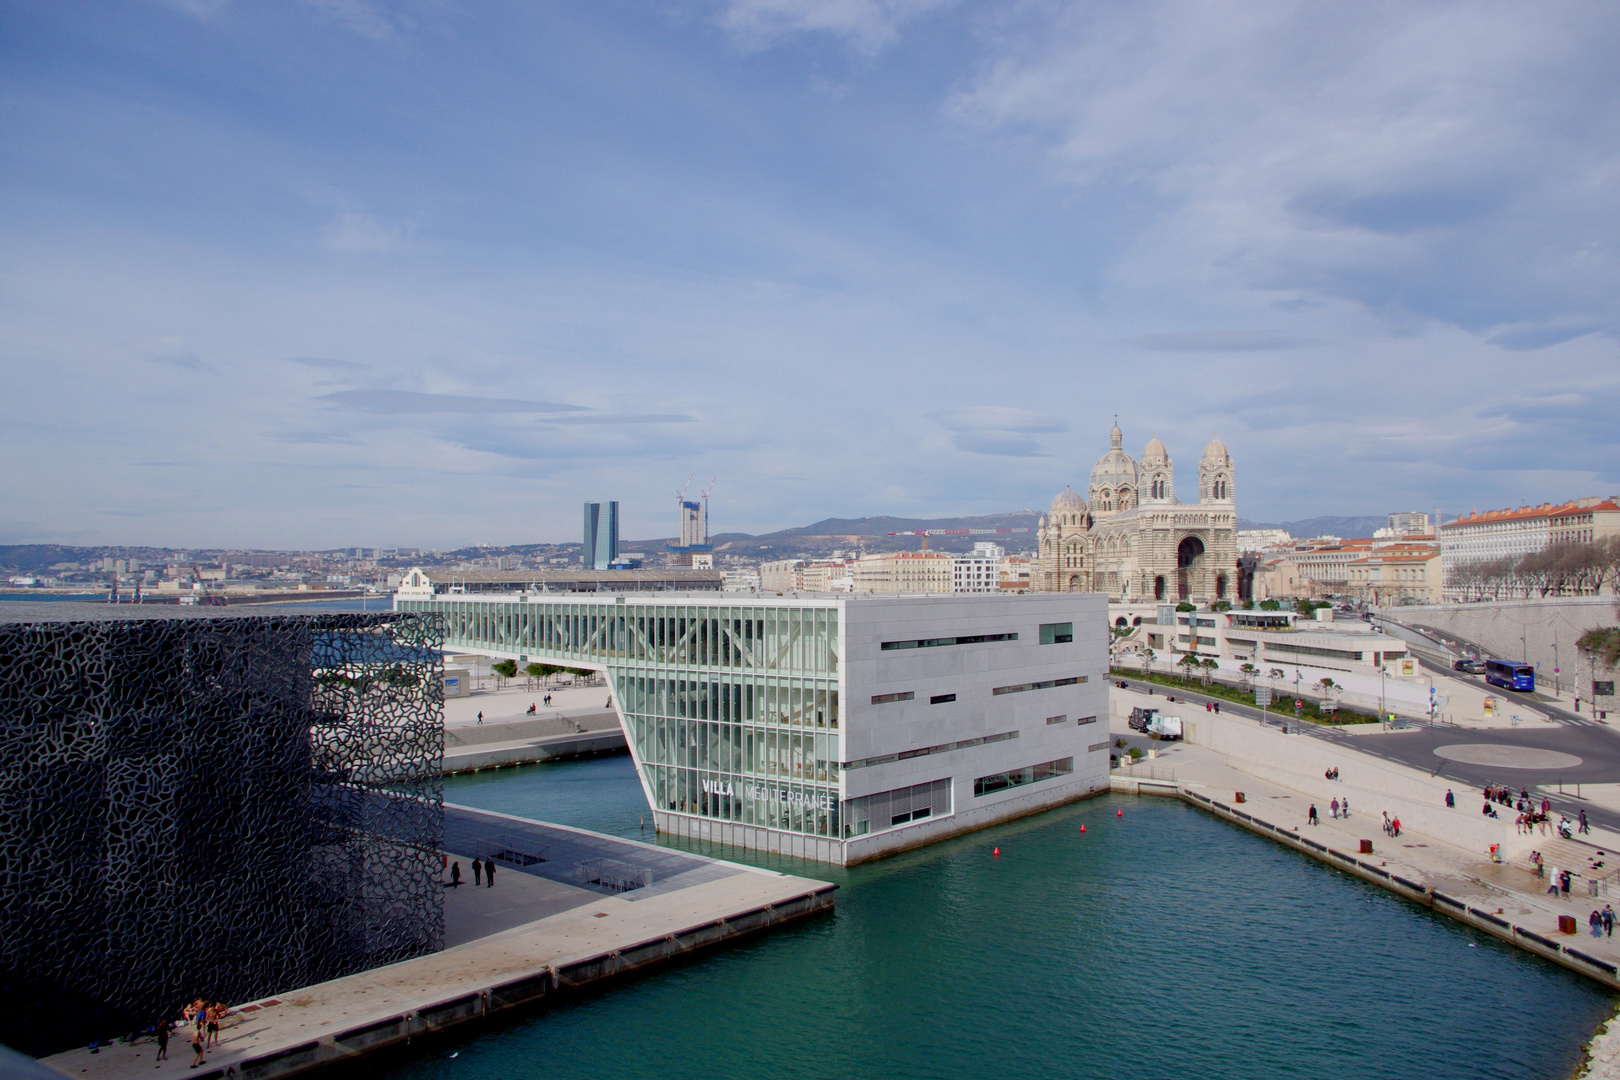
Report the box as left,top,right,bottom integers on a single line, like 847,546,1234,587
0,609,444,1055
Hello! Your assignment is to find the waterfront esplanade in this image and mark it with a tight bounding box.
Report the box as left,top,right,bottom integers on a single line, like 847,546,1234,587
396,591,1109,863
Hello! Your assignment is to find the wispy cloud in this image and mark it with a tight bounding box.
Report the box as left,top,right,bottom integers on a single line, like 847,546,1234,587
316,390,588,415
536,414,698,425
1116,331,1321,353
322,212,407,253
287,355,369,370
713,0,952,54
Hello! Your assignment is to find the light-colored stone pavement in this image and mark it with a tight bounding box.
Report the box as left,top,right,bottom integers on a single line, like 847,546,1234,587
45,855,829,1080
446,682,611,729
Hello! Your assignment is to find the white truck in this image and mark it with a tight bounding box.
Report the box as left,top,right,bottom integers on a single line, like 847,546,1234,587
1145,714,1183,740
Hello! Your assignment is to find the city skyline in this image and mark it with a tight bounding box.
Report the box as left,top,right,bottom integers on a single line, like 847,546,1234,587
4,2,1619,549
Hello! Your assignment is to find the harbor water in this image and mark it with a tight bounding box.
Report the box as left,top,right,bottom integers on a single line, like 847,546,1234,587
399,755,1615,1080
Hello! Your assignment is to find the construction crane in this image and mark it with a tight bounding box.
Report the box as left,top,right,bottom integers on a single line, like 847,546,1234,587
886,527,1031,552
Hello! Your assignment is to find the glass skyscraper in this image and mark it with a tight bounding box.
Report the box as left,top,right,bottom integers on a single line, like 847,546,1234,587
582,501,619,571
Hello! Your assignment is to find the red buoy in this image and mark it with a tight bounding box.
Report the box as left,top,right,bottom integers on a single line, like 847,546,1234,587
993,846,1000,857
1117,808,1124,817
1080,824,1086,833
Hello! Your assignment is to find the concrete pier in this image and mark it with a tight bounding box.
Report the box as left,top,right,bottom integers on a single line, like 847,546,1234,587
43,807,833,1080
442,711,625,773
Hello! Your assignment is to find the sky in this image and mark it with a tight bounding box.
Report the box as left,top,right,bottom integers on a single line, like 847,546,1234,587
2,0,1618,549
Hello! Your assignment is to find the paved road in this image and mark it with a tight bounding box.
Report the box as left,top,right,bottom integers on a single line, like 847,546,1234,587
1113,675,1620,833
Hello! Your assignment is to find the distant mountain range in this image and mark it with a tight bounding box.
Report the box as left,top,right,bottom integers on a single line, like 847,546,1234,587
1236,516,1389,539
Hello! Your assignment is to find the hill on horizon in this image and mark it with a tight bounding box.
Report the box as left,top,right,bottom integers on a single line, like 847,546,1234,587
1236,515,1389,539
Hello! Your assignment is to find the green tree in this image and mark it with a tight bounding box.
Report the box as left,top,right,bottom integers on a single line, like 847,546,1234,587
1267,667,1286,683
1176,601,1197,612
1241,599,1254,610
1239,662,1260,688
1140,647,1156,674
524,662,549,680
1259,599,1281,611
1178,653,1202,680
1199,657,1219,685
491,659,518,687
1211,600,1232,612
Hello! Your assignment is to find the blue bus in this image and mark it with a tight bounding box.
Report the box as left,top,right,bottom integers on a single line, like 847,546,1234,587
1484,658,1535,692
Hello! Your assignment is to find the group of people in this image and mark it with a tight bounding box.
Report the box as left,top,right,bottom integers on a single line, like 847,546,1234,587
445,857,498,888
152,998,228,1068
1201,701,1221,714
1305,797,1353,825
1323,767,1341,781
1590,906,1617,938
1382,811,1403,838
526,694,558,713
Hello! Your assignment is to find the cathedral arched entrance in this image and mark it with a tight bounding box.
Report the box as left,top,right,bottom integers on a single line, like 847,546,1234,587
1177,536,1205,600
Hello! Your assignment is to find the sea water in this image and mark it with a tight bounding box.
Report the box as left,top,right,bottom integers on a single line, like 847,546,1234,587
398,755,1615,1080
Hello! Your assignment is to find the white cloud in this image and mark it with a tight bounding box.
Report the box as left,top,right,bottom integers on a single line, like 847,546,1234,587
713,0,952,53
321,212,408,253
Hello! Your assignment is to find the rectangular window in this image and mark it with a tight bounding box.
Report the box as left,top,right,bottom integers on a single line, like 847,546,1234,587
843,730,1018,771
1075,715,1098,725
992,675,1086,696
973,757,1074,797
1045,713,1068,725
871,691,914,705
842,777,953,837
881,633,1017,651
930,693,957,705
1039,622,1074,644
1088,741,1110,753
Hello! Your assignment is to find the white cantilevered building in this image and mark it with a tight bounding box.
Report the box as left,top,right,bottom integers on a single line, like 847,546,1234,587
396,591,1109,864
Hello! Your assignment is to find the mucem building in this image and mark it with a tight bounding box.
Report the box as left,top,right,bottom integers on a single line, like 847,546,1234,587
396,591,1108,864
0,606,444,1056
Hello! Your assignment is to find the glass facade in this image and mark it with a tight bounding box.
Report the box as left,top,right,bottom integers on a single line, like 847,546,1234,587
397,596,843,840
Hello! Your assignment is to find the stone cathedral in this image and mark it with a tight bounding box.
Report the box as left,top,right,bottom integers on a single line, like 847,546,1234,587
1035,422,1238,602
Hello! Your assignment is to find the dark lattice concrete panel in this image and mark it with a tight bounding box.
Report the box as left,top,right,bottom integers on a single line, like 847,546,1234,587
0,611,444,1053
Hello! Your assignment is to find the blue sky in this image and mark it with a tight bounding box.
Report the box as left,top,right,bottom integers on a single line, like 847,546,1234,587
3,0,1618,548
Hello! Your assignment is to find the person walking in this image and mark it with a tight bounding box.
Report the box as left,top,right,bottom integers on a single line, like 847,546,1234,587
1341,795,1349,819
1214,702,1220,714
472,858,483,887
1308,804,1319,826
1548,868,1562,896
1392,816,1402,838
1592,910,1603,938
1581,810,1591,835
1605,905,1615,938
1561,869,1573,898
1445,789,1455,808
450,861,462,888
190,1029,206,1069
155,1019,170,1062
206,1005,221,1049
486,859,496,888
1330,797,1340,820
1383,811,1392,836
477,711,483,725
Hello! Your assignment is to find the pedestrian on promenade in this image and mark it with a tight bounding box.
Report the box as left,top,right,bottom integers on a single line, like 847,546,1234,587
605,696,612,709
1214,702,1220,714
1605,906,1615,937
450,861,462,888
486,859,496,888
1581,810,1590,835
1341,795,1350,818
1308,804,1319,825
477,711,483,725
191,1030,206,1069
1383,811,1392,836
206,1005,221,1049
1591,910,1603,937
1548,869,1562,896
1392,816,1402,838
155,1020,169,1061
472,858,482,887
1562,869,1573,897
1445,789,1455,808
1542,797,1552,815
1330,797,1340,820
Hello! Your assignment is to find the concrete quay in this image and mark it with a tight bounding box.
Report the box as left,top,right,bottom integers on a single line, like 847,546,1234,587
43,809,833,1080
443,711,625,774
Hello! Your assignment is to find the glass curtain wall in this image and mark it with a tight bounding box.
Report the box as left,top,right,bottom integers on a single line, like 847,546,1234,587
398,597,842,839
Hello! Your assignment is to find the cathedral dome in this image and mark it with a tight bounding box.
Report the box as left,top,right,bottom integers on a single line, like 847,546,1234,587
1089,446,1138,493
1050,486,1086,514
1141,435,1169,464
1202,436,1230,464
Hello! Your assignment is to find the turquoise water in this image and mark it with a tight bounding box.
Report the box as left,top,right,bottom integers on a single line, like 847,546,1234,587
413,756,1615,1080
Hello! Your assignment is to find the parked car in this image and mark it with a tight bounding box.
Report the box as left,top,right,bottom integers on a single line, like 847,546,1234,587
1453,658,1486,674
1128,706,1157,733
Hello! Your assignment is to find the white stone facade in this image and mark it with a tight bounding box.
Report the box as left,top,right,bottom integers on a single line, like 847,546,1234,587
1036,423,1239,603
